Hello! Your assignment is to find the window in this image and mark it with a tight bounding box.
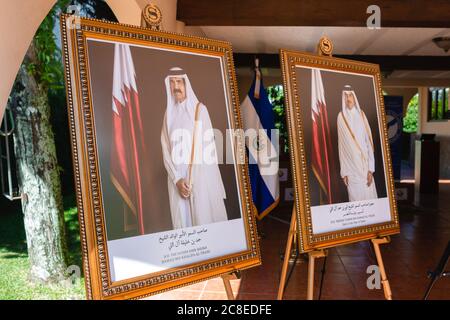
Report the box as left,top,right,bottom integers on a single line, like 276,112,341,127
428,87,450,121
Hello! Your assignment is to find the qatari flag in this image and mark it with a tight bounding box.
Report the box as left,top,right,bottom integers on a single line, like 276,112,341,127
110,43,145,234
311,69,335,204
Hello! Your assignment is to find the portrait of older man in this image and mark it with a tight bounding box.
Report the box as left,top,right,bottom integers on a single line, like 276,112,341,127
160,67,228,229
337,85,378,202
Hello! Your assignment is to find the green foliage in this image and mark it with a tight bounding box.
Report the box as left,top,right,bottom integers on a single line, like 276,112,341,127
28,2,70,91
28,1,116,92
403,93,418,133
27,0,100,91
267,85,289,154
0,197,85,299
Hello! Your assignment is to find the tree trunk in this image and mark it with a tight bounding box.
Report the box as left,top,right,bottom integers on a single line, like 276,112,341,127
8,43,68,283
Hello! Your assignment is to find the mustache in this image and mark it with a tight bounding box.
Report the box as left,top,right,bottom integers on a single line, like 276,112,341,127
172,89,183,94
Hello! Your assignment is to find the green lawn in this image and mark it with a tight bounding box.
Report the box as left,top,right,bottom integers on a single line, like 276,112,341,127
0,197,86,299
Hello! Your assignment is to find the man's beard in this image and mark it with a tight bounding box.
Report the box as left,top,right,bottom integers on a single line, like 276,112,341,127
175,95,186,104
172,89,185,102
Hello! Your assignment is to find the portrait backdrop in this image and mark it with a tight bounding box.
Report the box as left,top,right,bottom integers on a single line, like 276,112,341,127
296,67,388,206
87,39,241,241
280,49,399,253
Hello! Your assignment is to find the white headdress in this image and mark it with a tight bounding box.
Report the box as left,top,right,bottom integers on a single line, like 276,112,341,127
164,67,199,133
342,85,362,120
341,85,374,152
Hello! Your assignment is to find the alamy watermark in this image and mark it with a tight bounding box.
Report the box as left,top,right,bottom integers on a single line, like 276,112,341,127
366,264,381,289
366,5,381,29
66,5,81,30
55,264,82,300
169,127,280,176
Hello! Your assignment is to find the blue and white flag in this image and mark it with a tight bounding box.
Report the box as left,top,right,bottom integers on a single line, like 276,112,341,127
241,59,280,220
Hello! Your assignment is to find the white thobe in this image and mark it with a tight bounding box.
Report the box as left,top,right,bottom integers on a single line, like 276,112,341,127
337,107,378,201
161,101,228,229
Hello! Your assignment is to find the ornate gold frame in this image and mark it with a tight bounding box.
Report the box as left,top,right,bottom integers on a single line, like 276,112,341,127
60,14,260,300
279,49,400,253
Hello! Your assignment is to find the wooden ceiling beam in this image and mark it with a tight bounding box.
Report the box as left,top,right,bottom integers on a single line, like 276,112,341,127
233,53,450,71
177,0,450,28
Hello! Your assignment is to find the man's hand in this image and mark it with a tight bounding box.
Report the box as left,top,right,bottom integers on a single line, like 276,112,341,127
342,176,349,187
367,171,374,187
176,178,191,199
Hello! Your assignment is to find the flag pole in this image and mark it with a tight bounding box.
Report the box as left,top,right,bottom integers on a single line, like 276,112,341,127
254,57,261,99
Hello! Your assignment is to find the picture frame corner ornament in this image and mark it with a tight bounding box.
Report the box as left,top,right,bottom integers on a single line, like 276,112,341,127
142,3,163,30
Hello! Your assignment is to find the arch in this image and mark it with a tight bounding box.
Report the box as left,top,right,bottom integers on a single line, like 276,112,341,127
0,0,56,121
105,0,141,25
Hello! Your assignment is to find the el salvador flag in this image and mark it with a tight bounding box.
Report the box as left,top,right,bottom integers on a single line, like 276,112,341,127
241,59,280,220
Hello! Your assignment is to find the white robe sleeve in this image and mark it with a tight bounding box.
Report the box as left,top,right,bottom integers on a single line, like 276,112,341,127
337,112,352,179
161,113,182,185
363,113,375,173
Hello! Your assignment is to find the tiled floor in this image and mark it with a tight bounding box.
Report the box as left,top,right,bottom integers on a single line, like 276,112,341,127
147,184,450,300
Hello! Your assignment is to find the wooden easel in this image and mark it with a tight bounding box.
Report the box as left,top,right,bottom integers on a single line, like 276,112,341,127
221,270,241,300
276,208,329,300
277,208,297,299
372,236,393,300
277,208,393,300
277,36,394,300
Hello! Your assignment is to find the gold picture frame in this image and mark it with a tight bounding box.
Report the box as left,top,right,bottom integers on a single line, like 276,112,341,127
60,14,260,300
280,49,400,253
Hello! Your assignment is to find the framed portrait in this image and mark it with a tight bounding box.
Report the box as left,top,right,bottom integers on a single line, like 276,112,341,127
60,15,260,299
280,49,400,253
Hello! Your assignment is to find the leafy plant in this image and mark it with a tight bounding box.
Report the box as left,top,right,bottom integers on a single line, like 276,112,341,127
27,1,72,92
403,93,418,133
267,85,289,154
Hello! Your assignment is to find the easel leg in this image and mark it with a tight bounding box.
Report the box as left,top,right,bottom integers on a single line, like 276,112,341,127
318,255,328,300
423,276,439,300
423,240,450,300
371,237,392,300
277,209,297,300
307,250,327,300
221,271,239,300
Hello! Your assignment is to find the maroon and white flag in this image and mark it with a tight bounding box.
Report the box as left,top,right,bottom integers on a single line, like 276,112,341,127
110,44,145,234
311,69,335,204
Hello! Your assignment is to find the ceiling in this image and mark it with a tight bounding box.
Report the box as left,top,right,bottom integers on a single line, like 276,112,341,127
187,26,450,56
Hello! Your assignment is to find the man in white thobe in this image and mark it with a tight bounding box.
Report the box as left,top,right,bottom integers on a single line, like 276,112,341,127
337,86,378,201
161,67,228,229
